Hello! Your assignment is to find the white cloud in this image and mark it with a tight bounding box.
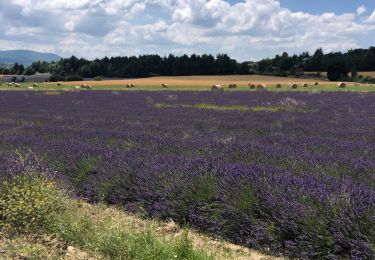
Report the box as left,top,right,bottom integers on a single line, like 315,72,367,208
357,5,366,16
6,26,42,36
367,10,375,23
0,0,374,60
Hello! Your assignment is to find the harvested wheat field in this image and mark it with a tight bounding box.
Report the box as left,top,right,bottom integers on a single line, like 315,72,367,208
27,74,374,92
55,75,337,87
359,71,375,77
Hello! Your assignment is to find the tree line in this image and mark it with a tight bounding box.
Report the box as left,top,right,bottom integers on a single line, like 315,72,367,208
257,47,375,81
16,54,248,81
0,46,374,82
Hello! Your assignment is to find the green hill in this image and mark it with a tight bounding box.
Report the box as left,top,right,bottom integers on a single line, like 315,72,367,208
0,50,62,66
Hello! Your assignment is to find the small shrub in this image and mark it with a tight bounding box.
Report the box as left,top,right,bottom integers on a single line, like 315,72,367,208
0,173,66,234
65,75,83,81
49,74,65,82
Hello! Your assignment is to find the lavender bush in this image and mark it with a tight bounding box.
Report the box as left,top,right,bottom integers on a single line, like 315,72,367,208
0,91,374,258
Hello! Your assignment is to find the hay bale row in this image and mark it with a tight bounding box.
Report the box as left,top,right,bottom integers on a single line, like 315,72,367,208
7,82,17,87
248,83,256,89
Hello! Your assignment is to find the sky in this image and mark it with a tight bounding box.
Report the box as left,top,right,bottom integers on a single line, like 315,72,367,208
0,0,374,61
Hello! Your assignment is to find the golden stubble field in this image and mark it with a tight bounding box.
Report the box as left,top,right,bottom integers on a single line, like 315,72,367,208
2,74,374,92
359,71,375,77
58,75,338,87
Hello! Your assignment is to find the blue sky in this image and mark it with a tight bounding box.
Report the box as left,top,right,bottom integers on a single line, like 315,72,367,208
229,0,375,14
0,0,374,61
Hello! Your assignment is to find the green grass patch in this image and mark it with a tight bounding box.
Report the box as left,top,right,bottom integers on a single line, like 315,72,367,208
2,171,256,260
72,155,102,187
154,102,311,112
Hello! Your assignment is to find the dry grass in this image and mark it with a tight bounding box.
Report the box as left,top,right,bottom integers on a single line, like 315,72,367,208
359,71,375,77
3,75,374,92
0,235,96,259
49,75,337,87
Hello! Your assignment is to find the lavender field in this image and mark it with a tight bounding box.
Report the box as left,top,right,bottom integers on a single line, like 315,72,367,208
0,91,374,258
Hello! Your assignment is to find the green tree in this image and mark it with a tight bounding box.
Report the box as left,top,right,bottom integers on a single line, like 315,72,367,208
327,56,350,81
89,61,101,77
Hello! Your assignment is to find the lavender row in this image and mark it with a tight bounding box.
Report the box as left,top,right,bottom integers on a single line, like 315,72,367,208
0,91,374,258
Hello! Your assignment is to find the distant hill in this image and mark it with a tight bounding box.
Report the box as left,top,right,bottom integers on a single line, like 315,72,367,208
0,50,62,66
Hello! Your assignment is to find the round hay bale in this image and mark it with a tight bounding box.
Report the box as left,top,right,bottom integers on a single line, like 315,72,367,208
228,83,237,89
14,83,21,87
211,84,224,91
81,84,92,89
161,83,168,88
126,83,135,88
314,82,319,86
256,84,267,90
302,83,308,88
248,83,256,89
83,85,93,89
28,86,34,89
338,82,346,88
276,83,282,88
289,83,298,89
57,82,62,86
33,83,38,87
74,86,81,90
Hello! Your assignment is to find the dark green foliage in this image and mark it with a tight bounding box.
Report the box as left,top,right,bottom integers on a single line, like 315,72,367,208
49,73,65,82
65,74,83,81
353,75,375,84
326,55,350,81
24,53,246,79
257,46,375,80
